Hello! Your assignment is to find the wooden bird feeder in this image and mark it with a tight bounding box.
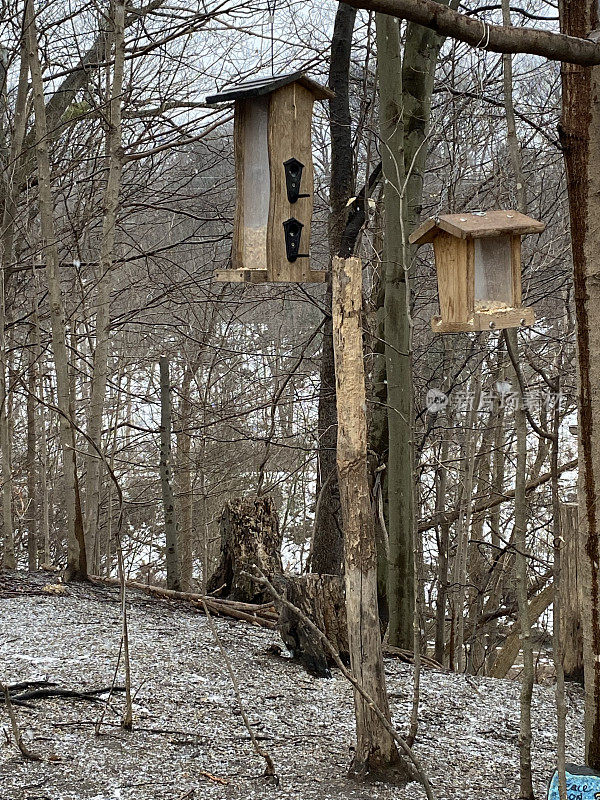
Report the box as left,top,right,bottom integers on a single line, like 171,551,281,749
206,72,334,283
409,210,545,333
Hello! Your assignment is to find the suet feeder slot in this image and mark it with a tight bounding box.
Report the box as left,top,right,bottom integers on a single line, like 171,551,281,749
206,72,334,283
409,210,545,333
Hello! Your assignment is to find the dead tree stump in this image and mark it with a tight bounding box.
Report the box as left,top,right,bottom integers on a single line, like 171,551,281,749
276,573,348,678
206,496,282,603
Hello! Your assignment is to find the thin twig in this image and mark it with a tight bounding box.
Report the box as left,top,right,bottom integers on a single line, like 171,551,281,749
1,682,42,761
200,600,277,782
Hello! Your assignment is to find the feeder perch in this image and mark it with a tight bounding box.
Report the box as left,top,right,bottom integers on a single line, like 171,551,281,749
409,210,545,333
206,72,334,283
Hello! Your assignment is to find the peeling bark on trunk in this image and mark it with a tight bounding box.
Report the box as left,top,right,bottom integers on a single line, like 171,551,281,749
332,255,407,780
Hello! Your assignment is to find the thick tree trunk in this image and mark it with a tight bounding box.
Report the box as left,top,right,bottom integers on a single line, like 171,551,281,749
559,0,600,769
376,12,415,650
159,356,180,591
559,502,584,682
207,496,282,603
332,255,407,780
312,2,357,577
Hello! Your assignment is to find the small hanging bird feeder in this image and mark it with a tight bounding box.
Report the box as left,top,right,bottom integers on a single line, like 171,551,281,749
409,210,545,333
206,72,334,283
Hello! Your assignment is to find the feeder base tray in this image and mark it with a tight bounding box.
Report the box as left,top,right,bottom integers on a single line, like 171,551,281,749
431,305,535,333
214,268,326,284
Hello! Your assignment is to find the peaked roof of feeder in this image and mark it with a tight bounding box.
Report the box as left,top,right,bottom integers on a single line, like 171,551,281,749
205,71,335,104
409,210,545,245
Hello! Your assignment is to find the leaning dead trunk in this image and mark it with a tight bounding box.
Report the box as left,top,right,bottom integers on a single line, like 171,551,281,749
332,255,407,780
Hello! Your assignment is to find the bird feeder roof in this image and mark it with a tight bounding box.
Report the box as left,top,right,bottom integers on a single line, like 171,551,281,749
205,71,335,104
409,210,545,245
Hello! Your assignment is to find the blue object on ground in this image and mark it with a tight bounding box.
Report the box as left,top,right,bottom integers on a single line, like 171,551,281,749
548,764,600,799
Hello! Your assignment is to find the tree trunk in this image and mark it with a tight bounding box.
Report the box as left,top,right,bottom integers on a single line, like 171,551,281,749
206,496,282,603
559,0,600,769
332,254,407,780
0,11,28,571
26,335,37,571
26,0,87,580
312,2,357,577
85,0,126,567
376,12,415,650
159,356,180,591
176,363,195,592
559,502,584,682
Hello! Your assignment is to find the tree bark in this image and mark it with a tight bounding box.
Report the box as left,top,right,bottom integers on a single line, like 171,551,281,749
26,334,37,571
558,0,600,769
376,12,415,650
312,2,357,577
332,254,407,780
0,13,28,570
159,356,180,591
559,503,584,682
206,496,282,604
26,0,87,580
276,573,348,678
344,0,600,64
85,0,126,568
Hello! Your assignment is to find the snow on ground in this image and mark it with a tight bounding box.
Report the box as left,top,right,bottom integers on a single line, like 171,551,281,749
0,573,586,800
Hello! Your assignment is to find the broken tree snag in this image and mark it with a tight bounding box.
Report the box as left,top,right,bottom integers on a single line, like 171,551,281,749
206,496,283,603
276,573,348,678
332,255,408,781
559,503,584,683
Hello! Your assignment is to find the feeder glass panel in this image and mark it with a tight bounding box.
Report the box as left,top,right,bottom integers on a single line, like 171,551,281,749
474,235,513,311
242,97,270,269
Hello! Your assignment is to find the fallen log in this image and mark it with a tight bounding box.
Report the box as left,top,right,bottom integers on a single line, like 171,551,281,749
90,575,277,629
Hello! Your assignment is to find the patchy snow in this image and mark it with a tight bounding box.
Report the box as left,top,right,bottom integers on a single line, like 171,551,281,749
0,574,585,800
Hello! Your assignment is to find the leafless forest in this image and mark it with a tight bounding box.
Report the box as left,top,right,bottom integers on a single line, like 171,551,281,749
0,0,599,798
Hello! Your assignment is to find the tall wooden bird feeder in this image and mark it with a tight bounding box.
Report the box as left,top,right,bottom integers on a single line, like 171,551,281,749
206,72,334,283
409,210,545,333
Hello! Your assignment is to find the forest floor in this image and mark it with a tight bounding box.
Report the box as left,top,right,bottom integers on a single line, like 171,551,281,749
0,571,585,800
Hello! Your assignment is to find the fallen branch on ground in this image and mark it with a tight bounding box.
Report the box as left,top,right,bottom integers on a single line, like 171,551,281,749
2,681,124,708
90,575,277,629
